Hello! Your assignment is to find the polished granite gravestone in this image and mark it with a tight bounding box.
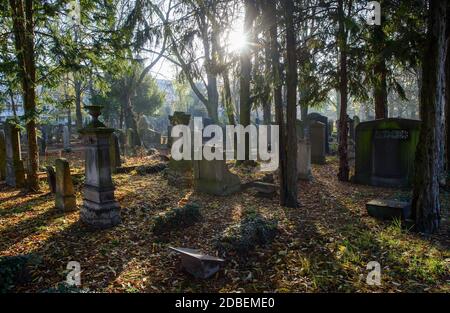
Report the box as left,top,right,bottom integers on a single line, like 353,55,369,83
309,120,326,164
366,199,411,220
0,130,6,180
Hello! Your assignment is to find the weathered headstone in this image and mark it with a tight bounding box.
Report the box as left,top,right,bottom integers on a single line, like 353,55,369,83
0,130,6,181
309,120,326,164
4,119,25,187
193,145,241,196
354,118,420,187
125,128,136,156
63,125,71,152
308,113,329,154
169,247,225,279
45,165,56,193
297,138,312,180
55,158,76,211
57,124,64,144
109,133,121,173
166,112,192,187
79,105,121,228
39,125,48,155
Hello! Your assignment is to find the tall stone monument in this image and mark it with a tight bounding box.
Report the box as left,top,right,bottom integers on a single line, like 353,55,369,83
4,119,25,187
55,158,76,211
79,105,121,228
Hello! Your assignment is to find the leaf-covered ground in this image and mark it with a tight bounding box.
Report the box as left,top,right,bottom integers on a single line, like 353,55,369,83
0,156,449,292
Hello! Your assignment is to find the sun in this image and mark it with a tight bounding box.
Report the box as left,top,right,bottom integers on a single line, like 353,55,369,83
227,29,248,53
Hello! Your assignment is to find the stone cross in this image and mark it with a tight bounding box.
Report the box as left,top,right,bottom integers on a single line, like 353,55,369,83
0,130,6,181
79,105,121,228
55,158,76,211
4,119,25,187
63,125,71,152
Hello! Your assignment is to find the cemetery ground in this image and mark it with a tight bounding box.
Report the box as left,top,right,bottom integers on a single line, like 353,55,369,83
0,156,449,293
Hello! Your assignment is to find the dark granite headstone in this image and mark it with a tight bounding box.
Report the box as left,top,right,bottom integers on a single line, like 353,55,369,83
366,199,410,220
307,113,329,154
169,247,224,279
354,118,420,187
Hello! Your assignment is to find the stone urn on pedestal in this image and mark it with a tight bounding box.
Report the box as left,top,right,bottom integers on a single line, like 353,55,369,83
79,105,121,228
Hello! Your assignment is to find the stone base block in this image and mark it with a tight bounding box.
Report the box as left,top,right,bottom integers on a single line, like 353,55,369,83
366,199,410,220
55,194,77,211
80,199,121,228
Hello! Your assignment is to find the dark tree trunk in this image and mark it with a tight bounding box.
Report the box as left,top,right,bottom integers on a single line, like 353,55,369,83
446,2,450,186
373,23,388,119
122,92,141,147
239,0,257,162
75,79,83,130
282,0,298,208
9,0,39,191
222,70,236,125
266,0,287,206
337,0,349,182
411,0,447,233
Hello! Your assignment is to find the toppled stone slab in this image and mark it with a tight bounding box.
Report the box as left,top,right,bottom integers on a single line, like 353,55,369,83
169,247,224,279
249,182,277,198
136,163,167,175
366,199,411,220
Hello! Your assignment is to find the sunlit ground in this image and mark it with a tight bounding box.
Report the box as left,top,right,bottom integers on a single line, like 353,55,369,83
0,156,448,292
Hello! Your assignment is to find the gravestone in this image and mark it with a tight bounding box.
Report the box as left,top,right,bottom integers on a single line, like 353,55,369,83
4,119,25,187
309,120,326,164
55,158,76,211
169,247,225,279
366,199,411,220
168,111,191,148
45,166,56,193
354,118,420,187
79,105,121,228
57,124,64,144
0,130,6,180
308,113,329,154
63,125,71,152
109,133,121,173
193,144,241,196
166,112,192,187
39,125,48,155
297,138,312,180
125,128,136,156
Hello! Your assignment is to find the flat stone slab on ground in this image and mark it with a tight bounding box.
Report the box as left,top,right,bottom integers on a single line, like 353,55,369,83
366,199,410,220
169,247,224,279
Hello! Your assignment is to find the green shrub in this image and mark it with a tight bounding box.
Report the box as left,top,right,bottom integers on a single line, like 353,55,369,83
136,163,167,175
215,213,278,256
152,203,201,235
41,283,90,293
0,254,40,293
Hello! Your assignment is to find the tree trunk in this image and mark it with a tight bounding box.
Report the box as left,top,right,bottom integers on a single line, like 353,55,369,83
75,79,83,130
239,0,257,162
222,70,235,125
9,0,39,191
282,0,298,208
373,23,388,119
411,0,447,233
446,2,450,186
337,0,349,182
122,92,141,147
266,0,287,206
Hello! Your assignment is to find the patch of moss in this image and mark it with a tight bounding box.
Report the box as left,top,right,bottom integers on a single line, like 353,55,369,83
152,203,201,235
215,213,278,256
0,254,41,292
